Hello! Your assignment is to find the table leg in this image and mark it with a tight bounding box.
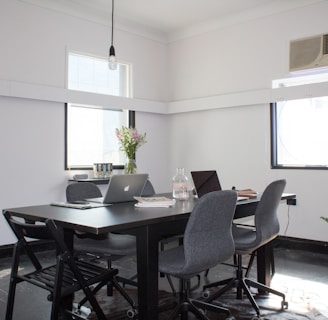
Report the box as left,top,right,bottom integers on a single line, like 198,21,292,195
256,243,272,293
135,225,161,320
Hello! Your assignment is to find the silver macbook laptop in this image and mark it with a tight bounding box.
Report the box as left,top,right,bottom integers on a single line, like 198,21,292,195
87,173,148,204
191,170,222,198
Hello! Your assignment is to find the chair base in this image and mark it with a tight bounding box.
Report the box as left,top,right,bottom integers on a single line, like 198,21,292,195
165,279,234,320
76,253,137,316
202,255,288,318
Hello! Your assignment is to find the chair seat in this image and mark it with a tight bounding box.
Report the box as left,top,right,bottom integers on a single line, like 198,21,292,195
22,259,118,298
233,224,277,254
74,233,136,256
232,225,257,253
159,246,188,277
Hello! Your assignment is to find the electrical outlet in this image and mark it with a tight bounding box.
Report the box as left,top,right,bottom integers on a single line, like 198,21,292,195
287,198,297,206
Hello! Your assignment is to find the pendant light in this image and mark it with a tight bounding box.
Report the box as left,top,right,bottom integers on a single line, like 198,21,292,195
108,0,117,70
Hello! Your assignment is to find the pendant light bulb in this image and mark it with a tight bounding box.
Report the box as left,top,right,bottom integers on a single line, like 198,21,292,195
108,45,117,70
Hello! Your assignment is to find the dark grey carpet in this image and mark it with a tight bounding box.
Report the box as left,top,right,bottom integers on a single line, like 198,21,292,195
75,287,328,320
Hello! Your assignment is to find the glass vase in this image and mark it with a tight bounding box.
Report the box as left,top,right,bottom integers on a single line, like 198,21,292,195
125,158,137,174
172,168,189,200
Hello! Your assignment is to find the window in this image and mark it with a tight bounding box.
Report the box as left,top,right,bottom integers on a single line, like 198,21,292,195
66,105,134,169
272,72,328,88
66,52,134,170
271,72,328,169
68,52,131,96
271,97,328,169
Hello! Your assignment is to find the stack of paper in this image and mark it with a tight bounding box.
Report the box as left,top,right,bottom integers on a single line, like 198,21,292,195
50,201,93,209
134,196,175,208
50,201,111,209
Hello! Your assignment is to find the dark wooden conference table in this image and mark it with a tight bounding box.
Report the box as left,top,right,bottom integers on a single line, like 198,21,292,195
3,192,295,320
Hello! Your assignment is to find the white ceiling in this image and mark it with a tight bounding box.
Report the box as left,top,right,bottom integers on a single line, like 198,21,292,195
20,0,324,42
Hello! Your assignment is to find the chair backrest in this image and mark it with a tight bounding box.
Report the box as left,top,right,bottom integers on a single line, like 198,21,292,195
182,190,237,276
66,182,102,202
141,179,156,196
253,179,286,248
5,213,52,242
66,180,155,201
5,211,69,252
4,211,56,270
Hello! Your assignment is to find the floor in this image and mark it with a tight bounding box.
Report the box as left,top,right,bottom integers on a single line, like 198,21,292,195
0,245,327,319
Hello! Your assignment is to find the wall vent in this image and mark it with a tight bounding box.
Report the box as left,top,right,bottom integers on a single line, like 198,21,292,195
289,34,328,72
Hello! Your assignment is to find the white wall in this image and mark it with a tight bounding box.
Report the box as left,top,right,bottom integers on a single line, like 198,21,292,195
168,1,328,100
167,1,328,242
0,97,67,244
135,112,171,193
0,0,168,103
0,0,169,245
1,0,328,245
168,105,328,242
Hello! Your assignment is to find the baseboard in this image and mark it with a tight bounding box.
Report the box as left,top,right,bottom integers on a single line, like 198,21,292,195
275,236,328,254
1,236,327,258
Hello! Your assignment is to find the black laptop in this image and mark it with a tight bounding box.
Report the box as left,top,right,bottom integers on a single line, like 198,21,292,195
191,170,222,198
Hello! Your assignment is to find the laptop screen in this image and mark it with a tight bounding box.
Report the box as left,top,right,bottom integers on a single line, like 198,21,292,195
191,170,222,198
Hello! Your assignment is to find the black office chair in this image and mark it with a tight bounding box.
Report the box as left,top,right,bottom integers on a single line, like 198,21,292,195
158,190,237,320
4,212,119,320
203,179,288,319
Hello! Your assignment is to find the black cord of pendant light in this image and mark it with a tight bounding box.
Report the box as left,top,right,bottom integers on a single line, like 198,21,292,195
111,0,114,47
108,0,117,70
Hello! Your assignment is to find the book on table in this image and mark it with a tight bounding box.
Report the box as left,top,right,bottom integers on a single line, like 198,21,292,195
134,196,175,208
237,189,258,199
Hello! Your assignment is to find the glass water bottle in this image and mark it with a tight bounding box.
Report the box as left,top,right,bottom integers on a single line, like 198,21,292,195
172,168,189,200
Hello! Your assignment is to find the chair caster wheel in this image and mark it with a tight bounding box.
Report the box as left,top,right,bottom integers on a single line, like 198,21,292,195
282,301,288,309
202,290,210,298
198,308,206,315
127,308,138,318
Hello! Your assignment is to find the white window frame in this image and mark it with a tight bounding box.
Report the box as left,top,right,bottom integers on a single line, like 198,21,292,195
271,72,328,169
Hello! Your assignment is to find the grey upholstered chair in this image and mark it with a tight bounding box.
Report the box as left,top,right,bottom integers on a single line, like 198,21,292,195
203,179,288,319
66,182,137,258
66,180,156,278
158,190,237,320
66,182,137,317
141,179,156,196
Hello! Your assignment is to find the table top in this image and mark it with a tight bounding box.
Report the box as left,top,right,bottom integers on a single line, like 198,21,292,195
3,195,196,235
68,178,110,185
3,192,295,235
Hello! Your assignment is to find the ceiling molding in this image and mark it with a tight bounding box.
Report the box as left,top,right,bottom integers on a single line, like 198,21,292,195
18,0,325,43
18,0,168,43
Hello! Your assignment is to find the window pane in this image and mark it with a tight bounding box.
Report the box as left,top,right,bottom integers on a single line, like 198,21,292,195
272,97,328,168
68,52,130,97
66,105,129,168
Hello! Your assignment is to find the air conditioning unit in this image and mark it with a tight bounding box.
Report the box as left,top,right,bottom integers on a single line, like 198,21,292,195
289,34,328,72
